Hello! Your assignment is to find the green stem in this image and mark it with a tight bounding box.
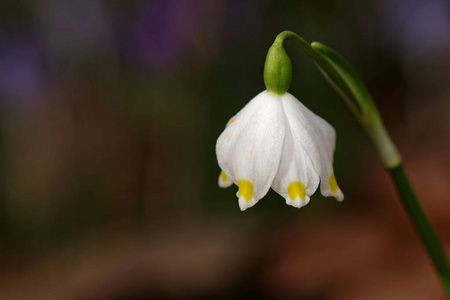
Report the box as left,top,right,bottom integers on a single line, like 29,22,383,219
274,31,402,168
272,30,450,297
274,31,361,115
390,166,450,298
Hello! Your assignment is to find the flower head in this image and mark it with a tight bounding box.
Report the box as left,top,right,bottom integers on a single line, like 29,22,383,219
216,90,343,211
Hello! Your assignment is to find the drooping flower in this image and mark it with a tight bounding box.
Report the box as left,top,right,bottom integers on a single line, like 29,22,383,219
216,90,343,211
216,37,344,211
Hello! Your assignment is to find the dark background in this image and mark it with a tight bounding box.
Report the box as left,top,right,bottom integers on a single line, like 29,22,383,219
0,0,450,299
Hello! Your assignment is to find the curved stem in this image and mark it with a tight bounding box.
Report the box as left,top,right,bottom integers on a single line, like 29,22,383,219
390,166,450,298
273,30,450,297
276,31,401,168
274,31,361,115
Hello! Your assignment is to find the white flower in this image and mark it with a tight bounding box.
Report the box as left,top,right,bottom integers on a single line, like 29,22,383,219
216,90,344,211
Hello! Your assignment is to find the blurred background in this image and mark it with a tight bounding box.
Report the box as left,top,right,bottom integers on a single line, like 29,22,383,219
0,0,450,299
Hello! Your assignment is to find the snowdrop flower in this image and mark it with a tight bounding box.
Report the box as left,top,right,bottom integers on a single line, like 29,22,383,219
216,40,343,211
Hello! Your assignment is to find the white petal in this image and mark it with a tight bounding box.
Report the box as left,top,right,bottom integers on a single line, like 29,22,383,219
218,170,233,188
271,115,320,208
216,91,285,210
281,93,344,201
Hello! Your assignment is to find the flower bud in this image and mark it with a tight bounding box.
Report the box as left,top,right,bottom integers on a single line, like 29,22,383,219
264,42,292,95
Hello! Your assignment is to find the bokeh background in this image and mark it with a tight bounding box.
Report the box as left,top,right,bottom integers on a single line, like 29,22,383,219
1,0,450,299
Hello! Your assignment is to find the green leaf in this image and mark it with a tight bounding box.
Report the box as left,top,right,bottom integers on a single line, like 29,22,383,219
311,42,380,119
270,31,401,168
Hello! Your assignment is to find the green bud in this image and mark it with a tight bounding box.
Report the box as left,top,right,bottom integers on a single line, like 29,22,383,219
264,42,292,95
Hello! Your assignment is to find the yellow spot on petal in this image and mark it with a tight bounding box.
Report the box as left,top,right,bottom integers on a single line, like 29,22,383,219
329,172,339,194
229,118,235,123
238,180,253,202
287,181,305,200
220,170,227,182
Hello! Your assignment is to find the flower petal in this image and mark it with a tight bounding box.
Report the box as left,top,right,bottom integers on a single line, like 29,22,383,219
218,170,233,188
271,116,320,208
216,91,285,210
281,93,344,201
